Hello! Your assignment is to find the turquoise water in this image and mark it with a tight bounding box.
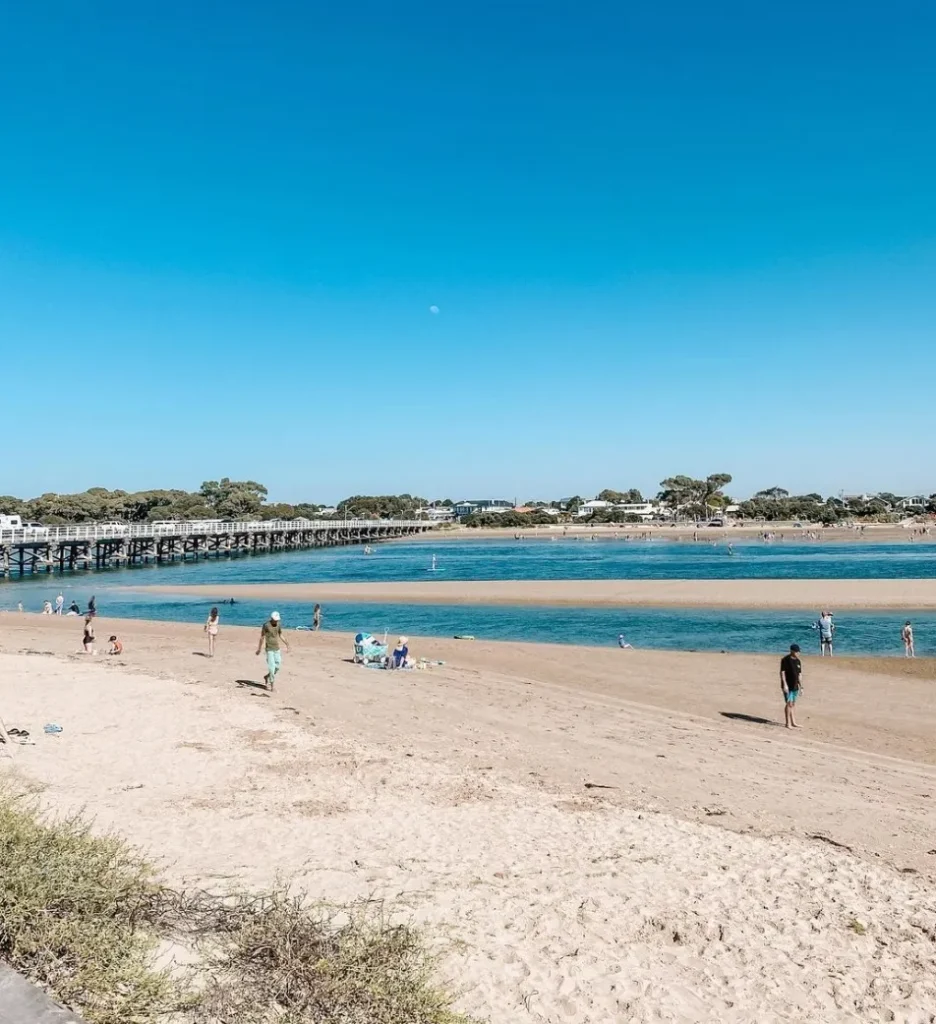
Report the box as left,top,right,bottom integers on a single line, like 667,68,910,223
1,538,932,655
3,538,936,587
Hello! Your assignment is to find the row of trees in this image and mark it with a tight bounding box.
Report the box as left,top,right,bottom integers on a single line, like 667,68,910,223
0,482,417,525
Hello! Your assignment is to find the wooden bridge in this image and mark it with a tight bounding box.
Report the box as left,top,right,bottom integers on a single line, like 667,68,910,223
0,519,431,577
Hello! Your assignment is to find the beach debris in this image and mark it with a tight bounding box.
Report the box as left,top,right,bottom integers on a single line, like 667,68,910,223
808,833,852,852
584,782,617,790
704,807,728,816
43,723,63,735
121,783,145,791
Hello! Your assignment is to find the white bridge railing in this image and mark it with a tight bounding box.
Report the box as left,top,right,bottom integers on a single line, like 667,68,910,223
1,519,427,543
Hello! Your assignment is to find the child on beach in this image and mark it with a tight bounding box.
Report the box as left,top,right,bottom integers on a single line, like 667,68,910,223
108,635,123,655
205,607,220,657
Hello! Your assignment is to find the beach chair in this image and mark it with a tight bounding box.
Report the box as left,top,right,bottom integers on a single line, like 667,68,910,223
352,632,387,665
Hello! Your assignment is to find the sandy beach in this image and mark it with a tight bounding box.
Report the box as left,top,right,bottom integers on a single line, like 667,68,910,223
2,614,936,1022
139,577,936,609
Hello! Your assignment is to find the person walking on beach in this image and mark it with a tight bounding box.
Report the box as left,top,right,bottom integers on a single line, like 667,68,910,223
204,606,220,657
256,611,288,691
87,595,97,618
902,620,915,658
780,643,803,729
54,593,64,615
816,611,835,656
312,603,322,631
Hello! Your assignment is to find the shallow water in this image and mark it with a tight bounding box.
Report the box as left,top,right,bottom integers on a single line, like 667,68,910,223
2,538,932,654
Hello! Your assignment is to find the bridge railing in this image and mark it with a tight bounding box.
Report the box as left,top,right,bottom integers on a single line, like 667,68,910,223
0,519,427,543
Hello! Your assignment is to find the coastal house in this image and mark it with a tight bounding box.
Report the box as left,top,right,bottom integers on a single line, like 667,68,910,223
416,506,455,522
575,499,659,520
898,495,927,510
454,499,514,519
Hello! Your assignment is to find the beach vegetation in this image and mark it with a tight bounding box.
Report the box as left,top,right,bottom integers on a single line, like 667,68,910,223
0,786,471,1024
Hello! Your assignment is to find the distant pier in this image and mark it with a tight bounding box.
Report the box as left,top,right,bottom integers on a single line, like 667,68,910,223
0,519,430,577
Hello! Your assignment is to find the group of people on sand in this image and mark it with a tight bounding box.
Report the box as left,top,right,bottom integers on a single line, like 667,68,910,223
40,593,86,616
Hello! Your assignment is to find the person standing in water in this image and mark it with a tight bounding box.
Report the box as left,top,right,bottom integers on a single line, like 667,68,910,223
312,604,322,631
816,611,835,656
256,611,289,690
779,643,803,729
902,621,915,658
204,606,220,657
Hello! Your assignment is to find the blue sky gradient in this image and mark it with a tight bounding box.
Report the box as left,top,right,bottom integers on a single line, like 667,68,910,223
1,1,934,502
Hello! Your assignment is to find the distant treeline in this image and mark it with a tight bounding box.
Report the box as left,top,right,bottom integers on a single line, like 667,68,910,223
0,481,429,525
1,478,932,527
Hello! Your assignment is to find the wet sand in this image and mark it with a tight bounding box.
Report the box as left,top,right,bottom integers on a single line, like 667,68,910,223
137,577,936,609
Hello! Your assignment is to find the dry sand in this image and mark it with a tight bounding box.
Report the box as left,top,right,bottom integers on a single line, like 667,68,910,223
3,615,936,1023
139,577,936,609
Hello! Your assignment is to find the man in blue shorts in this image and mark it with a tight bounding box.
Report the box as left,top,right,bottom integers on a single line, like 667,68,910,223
779,643,803,729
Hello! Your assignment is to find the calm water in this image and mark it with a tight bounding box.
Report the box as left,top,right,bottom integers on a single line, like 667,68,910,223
5,536,936,586
1,538,932,655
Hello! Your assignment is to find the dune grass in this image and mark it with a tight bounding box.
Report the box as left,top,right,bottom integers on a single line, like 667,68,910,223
0,785,473,1024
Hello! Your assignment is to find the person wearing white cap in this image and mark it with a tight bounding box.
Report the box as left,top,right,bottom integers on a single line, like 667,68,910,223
391,635,409,669
256,610,289,690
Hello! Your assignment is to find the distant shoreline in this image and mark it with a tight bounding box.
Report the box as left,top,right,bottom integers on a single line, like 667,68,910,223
413,523,927,544
133,578,936,610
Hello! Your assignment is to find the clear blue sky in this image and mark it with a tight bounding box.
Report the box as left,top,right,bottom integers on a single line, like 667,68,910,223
2,1,934,503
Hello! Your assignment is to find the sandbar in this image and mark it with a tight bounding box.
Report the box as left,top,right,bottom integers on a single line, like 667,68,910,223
137,577,936,609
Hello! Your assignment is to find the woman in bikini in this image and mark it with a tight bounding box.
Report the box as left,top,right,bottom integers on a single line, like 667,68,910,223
205,606,220,657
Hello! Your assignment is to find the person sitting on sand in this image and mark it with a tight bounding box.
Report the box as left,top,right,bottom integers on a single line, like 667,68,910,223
42,600,53,615
108,635,123,655
390,636,409,669
67,600,81,615
82,617,96,654
617,634,633,649
780,643,803,729
902,621,915,658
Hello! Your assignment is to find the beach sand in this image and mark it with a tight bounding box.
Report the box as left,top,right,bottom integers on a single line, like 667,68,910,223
139,577,936,609
2,615,936,1022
